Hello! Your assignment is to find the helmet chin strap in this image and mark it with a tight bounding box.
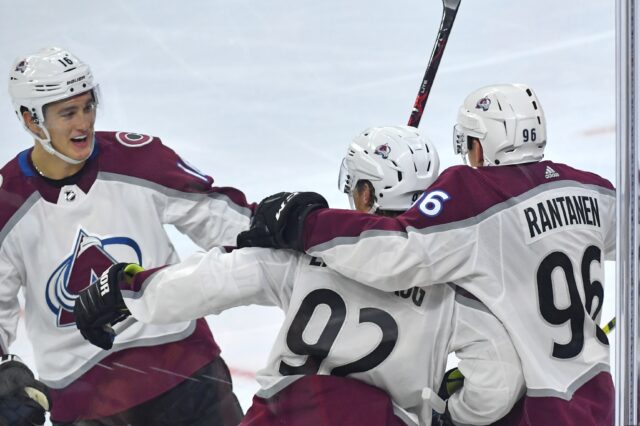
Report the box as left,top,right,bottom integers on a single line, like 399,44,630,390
33,126,94,165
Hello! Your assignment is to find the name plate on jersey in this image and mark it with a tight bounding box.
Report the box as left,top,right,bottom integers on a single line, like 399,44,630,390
519,188,603,244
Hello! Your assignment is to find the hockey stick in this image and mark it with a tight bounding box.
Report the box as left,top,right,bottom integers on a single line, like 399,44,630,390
408,0,461,128
602,317,616,335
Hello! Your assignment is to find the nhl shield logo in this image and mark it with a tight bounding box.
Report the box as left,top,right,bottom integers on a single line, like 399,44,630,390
45,229,143,327
475,96,491,111
374,143,391,159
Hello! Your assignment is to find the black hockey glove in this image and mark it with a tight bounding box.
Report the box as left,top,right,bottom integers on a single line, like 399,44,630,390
73,263,143,350
0,355,51,426
236,191,328,251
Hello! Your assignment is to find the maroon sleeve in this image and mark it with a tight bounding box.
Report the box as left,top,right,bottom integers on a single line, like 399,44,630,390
96,132,254,213
303,161,614,251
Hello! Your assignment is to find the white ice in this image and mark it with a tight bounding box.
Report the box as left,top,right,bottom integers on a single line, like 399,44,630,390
0,0,616,421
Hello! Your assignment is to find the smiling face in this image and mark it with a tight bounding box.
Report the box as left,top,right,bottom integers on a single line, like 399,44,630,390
43,91,97,162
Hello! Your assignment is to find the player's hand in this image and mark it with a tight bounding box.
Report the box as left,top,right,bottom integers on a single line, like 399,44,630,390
73,263,142,350
236,191,328,251
438,367,465,400
0,355,51,426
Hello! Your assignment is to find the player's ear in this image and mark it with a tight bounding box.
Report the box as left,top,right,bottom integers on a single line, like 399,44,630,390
22,110,45,139
353,180,375,213
364,182,375,208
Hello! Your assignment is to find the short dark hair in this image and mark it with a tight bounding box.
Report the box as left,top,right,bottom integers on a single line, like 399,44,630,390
467,136,475,153
356,179,403,217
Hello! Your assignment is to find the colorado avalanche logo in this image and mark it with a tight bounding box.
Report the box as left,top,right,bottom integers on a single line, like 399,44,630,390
45,229,142,327
14,60,27,74
374,143,391,159
115,132,153,147
475,97,491,111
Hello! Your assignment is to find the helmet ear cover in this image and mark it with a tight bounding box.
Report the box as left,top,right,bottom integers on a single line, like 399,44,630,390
338,125,440,212
453,83,547,166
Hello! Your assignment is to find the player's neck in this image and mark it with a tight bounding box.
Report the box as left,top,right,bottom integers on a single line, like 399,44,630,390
31,143,85,180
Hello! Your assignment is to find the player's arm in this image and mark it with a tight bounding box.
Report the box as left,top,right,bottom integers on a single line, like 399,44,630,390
152,141,254,249
0,251,52,425
0,246,24,359
120,247,297,324
444,289,524,425
602,193,615,261
237,180,478,291
73,247,298,348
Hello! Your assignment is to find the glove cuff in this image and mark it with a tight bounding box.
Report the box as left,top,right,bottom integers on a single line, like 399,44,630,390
0,355,23,366
288,203,326,251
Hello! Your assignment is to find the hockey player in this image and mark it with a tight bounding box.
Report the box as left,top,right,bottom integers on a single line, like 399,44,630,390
0,47,250,425
235,84,616,425
74,126,524,426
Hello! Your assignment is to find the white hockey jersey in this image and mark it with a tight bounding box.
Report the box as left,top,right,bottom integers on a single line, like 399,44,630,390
0,132,252,420
297,161,616,425
122,247,524,426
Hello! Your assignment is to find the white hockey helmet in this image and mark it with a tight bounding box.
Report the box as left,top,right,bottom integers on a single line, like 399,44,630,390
8,47,99,164
338,125,440,212
453,83,546,166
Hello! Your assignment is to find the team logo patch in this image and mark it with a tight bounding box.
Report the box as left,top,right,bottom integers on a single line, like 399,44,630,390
475,96,491,111
374,143,391,159
115,132,153,147
14,60,27,74
45,229,142,327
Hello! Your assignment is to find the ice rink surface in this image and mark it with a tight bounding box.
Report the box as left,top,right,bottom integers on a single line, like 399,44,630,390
0,0,616,419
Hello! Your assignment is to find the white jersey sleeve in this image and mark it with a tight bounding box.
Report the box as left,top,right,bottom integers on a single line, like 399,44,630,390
160,188,252,250
137,140,253,249
0,244,22,354
122,247,298,324
447,291,524,424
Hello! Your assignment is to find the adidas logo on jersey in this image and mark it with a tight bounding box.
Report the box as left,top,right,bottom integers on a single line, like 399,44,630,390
545,166,559,179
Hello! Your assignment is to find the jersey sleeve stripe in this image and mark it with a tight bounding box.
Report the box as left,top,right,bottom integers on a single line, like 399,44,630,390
0,192,41,247
453,287,492,314
305,179,615,253
97,172,252,218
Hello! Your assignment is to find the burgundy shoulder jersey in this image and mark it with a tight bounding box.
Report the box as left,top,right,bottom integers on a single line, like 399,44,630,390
301,161,615,425
0,132,252,420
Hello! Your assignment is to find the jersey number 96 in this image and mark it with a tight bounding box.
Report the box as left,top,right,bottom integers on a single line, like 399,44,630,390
536,245,608,359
